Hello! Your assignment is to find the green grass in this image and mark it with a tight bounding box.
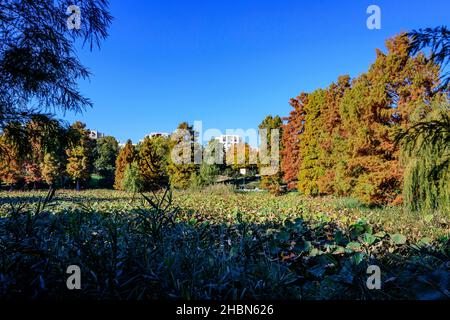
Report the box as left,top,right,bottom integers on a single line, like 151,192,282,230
0,189,448,300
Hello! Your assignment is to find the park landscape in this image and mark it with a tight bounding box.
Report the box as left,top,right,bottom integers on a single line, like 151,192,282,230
0,1,449,300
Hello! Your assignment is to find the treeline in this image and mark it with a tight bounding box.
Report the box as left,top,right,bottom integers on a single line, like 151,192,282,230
114,122,263,192
0,120,118,190
0,120,265,192
280,34,449,209
1,27,448,211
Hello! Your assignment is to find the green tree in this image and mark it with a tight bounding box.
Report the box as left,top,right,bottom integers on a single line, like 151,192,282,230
395,26,450,212
122,162,144,197
94,136,119,187
398,105,449,212
191,162,220,188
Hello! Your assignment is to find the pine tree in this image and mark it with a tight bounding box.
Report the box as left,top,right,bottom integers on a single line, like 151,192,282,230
122,162,144,196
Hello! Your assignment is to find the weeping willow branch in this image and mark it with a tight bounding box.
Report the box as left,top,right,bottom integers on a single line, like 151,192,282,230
396,109,450,212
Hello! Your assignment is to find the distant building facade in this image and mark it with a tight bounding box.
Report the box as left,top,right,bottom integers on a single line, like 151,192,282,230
215,135,243,150
145,132,170,139
89,130,105,140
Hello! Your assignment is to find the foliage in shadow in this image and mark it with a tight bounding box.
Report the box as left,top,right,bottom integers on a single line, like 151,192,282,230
0,189,448,300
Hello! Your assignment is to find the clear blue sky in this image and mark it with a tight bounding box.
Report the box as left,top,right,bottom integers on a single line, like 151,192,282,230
61,0,450,144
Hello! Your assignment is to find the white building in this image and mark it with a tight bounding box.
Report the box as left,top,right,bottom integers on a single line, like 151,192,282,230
145,132,170,139
89,130,105,140
215,135,243,150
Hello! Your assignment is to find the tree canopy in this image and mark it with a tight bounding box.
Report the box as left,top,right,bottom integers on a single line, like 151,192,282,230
0,0,112,129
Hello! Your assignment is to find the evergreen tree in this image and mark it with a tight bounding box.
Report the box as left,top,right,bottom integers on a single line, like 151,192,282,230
122,162,144,196
94,136,119,187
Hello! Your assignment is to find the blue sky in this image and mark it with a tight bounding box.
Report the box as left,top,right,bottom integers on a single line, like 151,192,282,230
61,0,450,144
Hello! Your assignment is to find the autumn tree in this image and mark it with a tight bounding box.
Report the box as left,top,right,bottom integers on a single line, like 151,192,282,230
65,122,93,190
0,135,23,190
339,34,440,205
138,136,170,191
258,115,284,194
40,153,63,188
281,94,307,190
114,140,136,190
297,76,350,196
66,146,89,191
168,122,200,189
284,33,441,206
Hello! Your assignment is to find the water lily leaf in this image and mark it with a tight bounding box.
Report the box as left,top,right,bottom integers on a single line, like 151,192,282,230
352,252,364,265
346,242,362,251
374,231,386,238
362,233,376,245
333,246,346,255
416,237,432,247
390,234,407,245
309,248,323,257
295,240,312,252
